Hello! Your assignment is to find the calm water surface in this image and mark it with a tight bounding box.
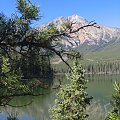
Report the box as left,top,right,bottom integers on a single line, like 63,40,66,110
0,75,120,120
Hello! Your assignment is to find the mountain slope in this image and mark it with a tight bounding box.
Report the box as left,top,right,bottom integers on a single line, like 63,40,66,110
52,15,120,60
53,15,120,46
85,39,120,60
41,15,120,60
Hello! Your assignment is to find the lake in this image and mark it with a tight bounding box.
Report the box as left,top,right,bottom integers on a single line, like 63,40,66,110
0,75,120,120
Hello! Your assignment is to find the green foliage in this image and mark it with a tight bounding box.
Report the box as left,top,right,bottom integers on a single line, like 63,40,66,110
50,60,92,120
105,111,118,120
20,50,52,78
0,57,29,105
17,0,39,21
105,81,120,120
112,81,120,110
0,0,55,78
36,23,59,44
0,0,40,50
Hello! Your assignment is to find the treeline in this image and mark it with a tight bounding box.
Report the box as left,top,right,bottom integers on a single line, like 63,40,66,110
3,50,54,79
52,60,120,75
85,61,120,74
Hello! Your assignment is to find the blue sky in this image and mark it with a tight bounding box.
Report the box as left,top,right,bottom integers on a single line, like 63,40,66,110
0,0,120,28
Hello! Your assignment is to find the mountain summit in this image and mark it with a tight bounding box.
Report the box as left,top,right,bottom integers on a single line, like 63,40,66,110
53,15,120,45
51,15,120,59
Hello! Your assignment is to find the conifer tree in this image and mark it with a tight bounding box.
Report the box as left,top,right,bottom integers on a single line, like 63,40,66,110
50,60,92,120
0,57,29,106
105,81,120,120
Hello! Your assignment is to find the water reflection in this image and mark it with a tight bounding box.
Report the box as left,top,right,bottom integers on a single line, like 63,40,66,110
0,75,120,120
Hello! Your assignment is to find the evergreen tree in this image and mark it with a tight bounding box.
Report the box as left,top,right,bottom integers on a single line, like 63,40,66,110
105,81,120,120
50,60,92,120
0,57,29,106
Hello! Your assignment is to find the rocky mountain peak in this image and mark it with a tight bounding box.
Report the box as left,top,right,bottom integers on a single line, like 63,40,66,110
68,14,88,23
53,15,120,47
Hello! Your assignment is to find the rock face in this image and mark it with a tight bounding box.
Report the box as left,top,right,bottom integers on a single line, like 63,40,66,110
51,15,120,53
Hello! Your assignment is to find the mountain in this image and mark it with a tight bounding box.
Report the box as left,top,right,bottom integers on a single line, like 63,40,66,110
51,15,120,60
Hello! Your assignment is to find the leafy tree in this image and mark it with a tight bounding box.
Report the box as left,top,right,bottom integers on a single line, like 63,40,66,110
50,60,92,120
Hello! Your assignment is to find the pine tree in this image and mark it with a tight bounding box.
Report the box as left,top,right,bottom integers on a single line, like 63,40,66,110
105,81,120,120
50,60,92,120
0,57,29,106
